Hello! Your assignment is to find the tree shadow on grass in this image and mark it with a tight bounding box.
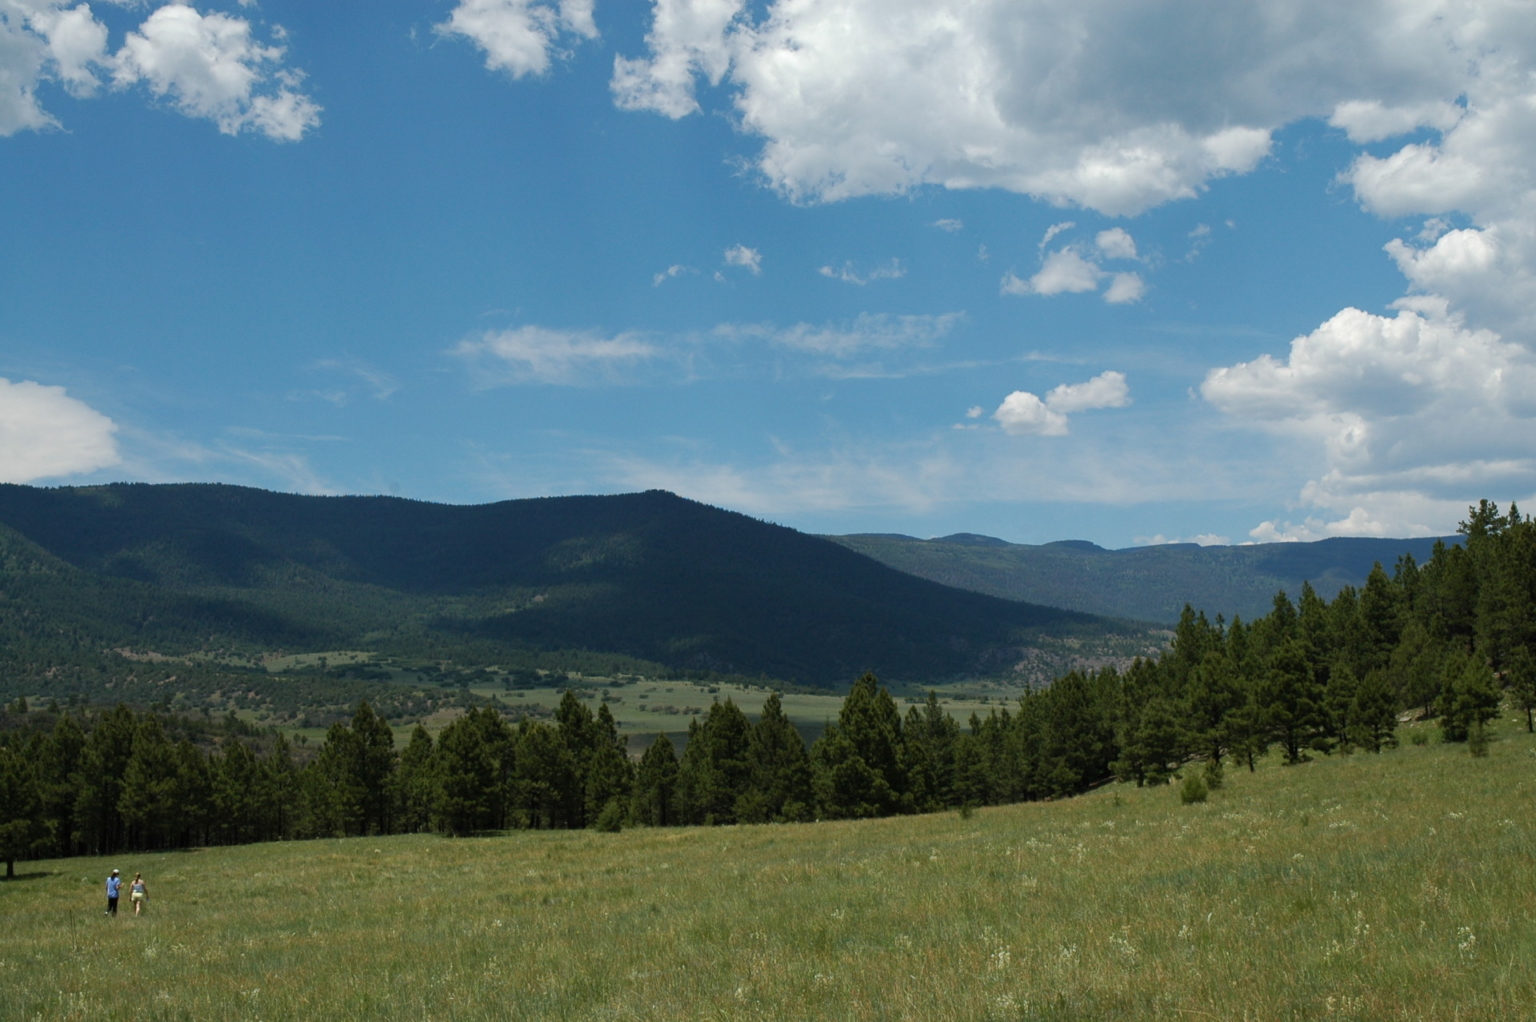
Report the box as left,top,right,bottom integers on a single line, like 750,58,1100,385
2,870,59,882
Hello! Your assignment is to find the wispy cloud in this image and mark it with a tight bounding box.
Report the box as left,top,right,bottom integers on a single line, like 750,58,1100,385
723,244,762,275
817,258,905,285
111,426,338,496
652,263,695,286
296,359,400,405
454,326,660,386
716,312,961,358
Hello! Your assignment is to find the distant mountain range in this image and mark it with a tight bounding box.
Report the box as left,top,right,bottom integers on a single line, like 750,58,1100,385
827,532,1455,624
0,484,1143,689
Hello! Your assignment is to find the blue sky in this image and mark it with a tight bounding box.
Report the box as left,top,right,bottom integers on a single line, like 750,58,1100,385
3,1,1535,547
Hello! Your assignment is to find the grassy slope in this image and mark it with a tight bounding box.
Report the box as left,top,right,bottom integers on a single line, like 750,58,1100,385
831,534,1453,624
6,719,1533,1021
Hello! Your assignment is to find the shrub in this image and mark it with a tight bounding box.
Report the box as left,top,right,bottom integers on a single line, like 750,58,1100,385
1469,720,1489,758
593,800,625,833
1180,774,1208,804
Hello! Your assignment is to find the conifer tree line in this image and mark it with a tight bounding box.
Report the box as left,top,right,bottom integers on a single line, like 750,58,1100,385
2,500,1533,875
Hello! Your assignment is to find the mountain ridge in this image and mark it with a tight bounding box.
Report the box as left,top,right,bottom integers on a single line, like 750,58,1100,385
828,531,1455,624
0,483,1147,689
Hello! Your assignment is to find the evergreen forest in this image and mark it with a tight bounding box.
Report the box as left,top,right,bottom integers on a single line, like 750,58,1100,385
2,499,1531,876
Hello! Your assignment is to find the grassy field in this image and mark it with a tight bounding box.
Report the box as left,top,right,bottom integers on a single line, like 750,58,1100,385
247,667,1010,751
5,718,1534,1021
463,680,1007,752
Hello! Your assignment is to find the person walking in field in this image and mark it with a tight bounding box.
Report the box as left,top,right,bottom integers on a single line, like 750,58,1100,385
129,872,148,916
105,869,121,916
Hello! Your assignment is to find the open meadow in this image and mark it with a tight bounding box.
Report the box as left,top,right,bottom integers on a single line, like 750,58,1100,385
4,718,1533,1022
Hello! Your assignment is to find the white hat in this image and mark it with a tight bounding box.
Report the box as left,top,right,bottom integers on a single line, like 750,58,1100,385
111,869,119,875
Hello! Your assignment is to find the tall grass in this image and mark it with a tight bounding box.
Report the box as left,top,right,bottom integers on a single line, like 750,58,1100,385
5,718,1534,1021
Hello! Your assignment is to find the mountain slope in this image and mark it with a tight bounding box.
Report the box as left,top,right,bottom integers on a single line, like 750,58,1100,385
0,483,1142,687
828,532,1454,624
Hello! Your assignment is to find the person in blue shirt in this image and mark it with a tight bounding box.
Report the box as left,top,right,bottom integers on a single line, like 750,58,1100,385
105,869,121,916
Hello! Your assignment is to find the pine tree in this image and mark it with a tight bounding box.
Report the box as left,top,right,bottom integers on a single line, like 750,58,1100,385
743,692,813,822
34,714,85,858
1185,656,1243,764
435,707,514,834
514,720,579,829
811,673,908,818
256,734,296,841
1358,563,1404,673
74,705,137,854
1322,662,1360,753
172,739,214,848
675,700,752,824
1386,619,1447,715
117,716,181,849
902,692,959,812
212,736,261,846
1039,668,1118,797
583,704,634,827
305,719,366,837
349,702,398,836
1507,646,1536,733
1262,639,1328,764
0,746,41,879
630,734,679,827
394,725,438,833
1348,669,1399,752
1439,655,1501,743
555,691,597,828
950,728,988,809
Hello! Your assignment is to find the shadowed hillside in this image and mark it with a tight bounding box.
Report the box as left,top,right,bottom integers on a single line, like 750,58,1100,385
829,532,1453,624
0,483,1142,688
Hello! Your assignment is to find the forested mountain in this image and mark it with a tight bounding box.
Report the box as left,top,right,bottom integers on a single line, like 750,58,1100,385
829,532,1453,623
0,483,1137,690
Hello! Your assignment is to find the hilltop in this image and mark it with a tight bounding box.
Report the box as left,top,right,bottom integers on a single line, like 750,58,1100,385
829,531,1452,623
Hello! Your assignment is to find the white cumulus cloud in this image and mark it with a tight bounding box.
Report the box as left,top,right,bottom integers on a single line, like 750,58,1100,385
993,391,1068,437
1045,371,1130,414
605,0,1509,214
993,370,1129,436
113,4,320,140
1004,230,1145,303
1095,227,1138,260
1202,303,1536,538
439,0,598,80
1002,248,1101,297
0,376,119,482
1103,272,1146,304
0,2,319,140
